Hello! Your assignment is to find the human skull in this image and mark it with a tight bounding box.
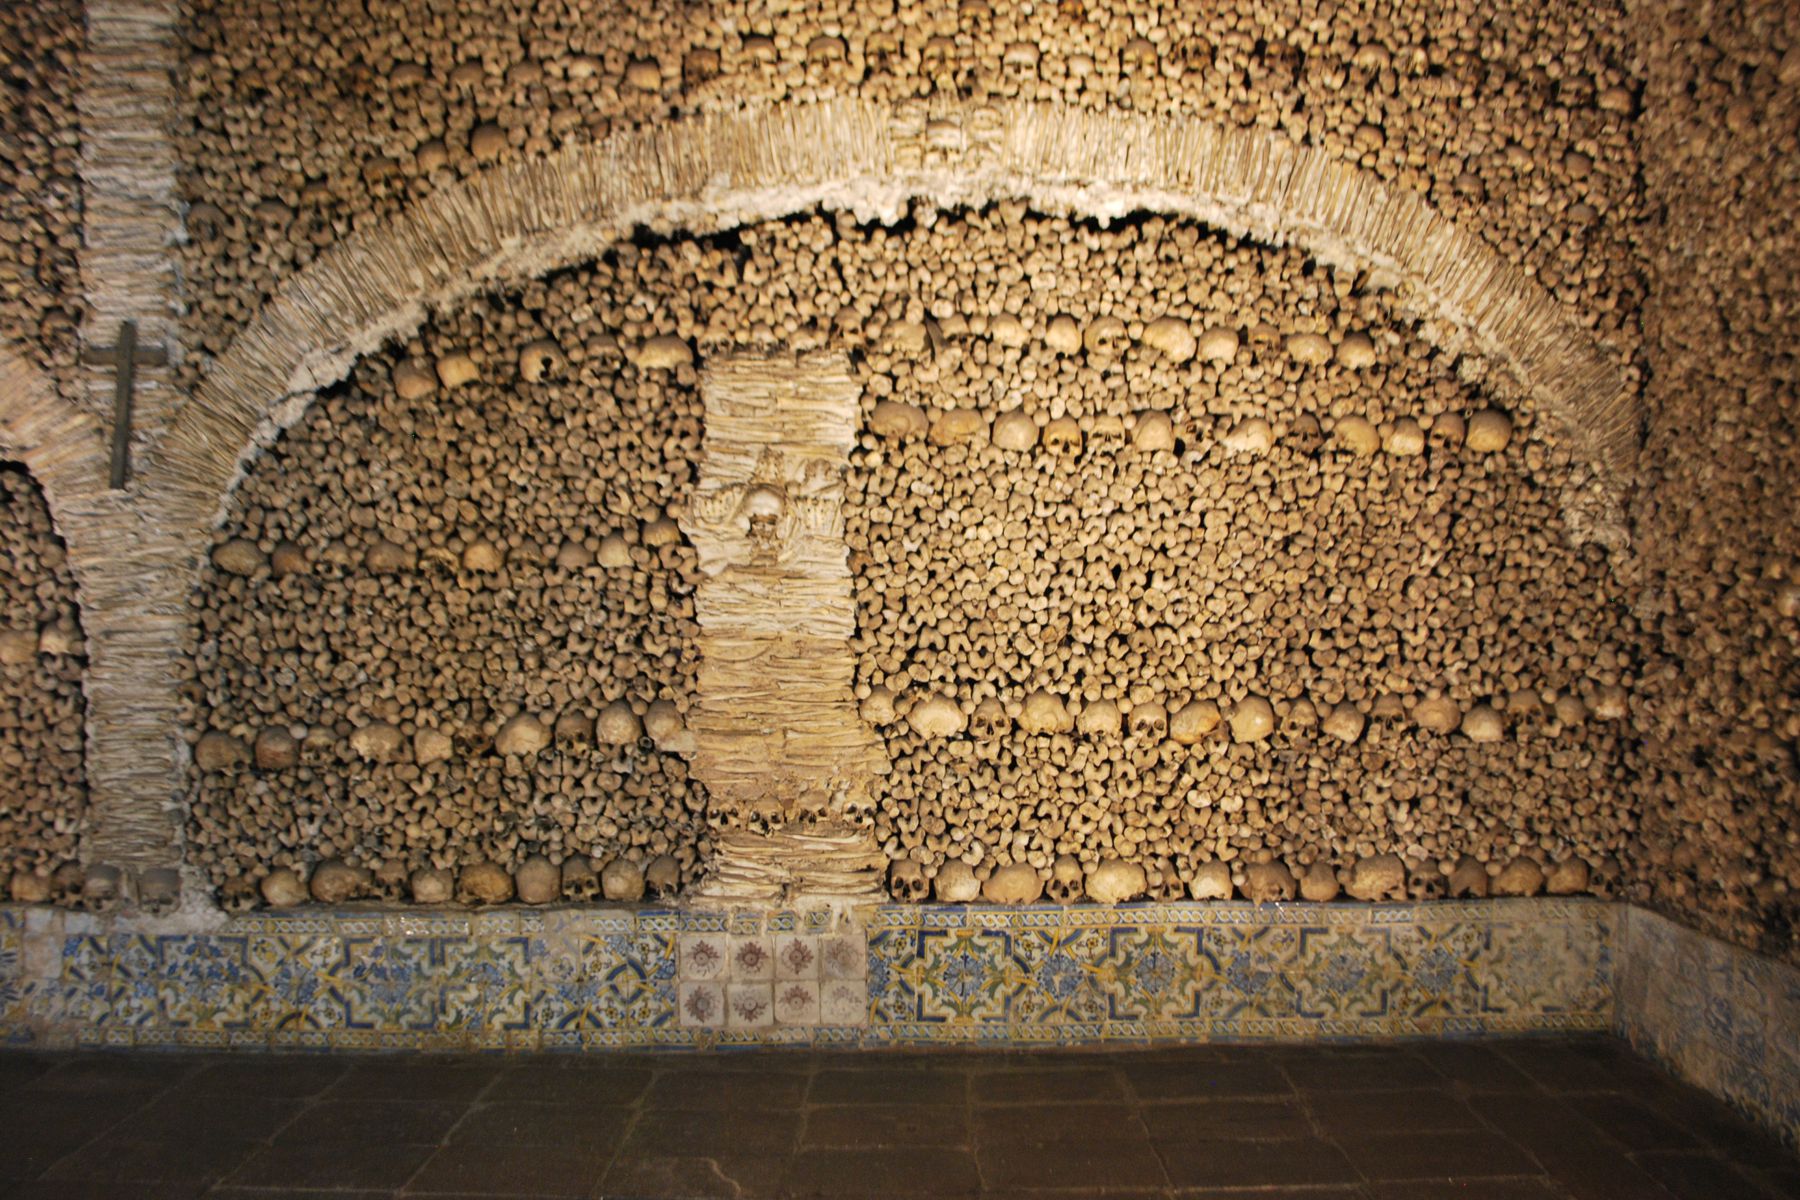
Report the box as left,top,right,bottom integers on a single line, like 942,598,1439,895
1042,417,1083,460
1002,41,1040,86
517,338,564,383
889,859,929,902
1169,699,1222,745
1188,861,1234,900
841,787,876,827
643,700,692,754
1132,412,1175,453
1077,699,1122,738
1223,418,1274,454
1122,36,1159,76
371,859,410,902
908,694,967,738
219,875,260,914
1019,690,1073,735
596,700,644,746
1045,315,1083,354
80,864,121,913
934,859,981,902
1128,702,1168,742
1242,861,1297,903
870,400,929,440
1083,315,1128,358
48,863,82,907
646,854,681,899
1447,856,1490,898
991,410,1038,451
1347,853,1408,901
138,867,181,914
560,857,600,901
1147,857,1185,901
861,686,898,726
970,697,1010,741
1046,854,1085,904
1087,414,1127,455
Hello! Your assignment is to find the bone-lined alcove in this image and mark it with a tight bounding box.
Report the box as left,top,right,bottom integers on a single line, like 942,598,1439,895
183,206,1639,912
0,464,88,902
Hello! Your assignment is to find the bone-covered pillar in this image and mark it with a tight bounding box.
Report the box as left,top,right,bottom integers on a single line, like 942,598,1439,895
678,350,886,903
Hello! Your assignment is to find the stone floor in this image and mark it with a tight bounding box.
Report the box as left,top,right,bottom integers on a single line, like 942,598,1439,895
0,1037,1791,1199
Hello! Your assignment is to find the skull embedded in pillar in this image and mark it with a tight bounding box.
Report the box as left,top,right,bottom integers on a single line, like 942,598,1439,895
739,483,787,560
1001,42,1040,90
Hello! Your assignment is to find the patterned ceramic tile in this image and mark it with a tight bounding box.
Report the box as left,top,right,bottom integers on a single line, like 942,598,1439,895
1616,907,1800,1150
10,899,1773,1106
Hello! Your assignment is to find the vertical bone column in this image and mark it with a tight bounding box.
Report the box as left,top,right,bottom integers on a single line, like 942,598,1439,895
74,0,190,882
679,351,886,903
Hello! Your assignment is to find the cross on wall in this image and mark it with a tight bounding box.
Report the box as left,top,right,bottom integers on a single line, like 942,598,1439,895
80,319,168,490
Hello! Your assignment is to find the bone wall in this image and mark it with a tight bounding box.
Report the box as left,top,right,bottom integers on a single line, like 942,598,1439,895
173,0,1644,391
0,465,86,901
0,0,84,374
1628,0,1800,963
184,259,709,909
187,209,1641,910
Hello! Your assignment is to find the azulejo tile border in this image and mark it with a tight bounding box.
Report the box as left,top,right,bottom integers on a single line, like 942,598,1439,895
1615,906,1800,1150
0,899,1617,1055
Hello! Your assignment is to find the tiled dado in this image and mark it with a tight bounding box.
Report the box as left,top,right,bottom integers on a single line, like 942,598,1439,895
1616,906,1800,1150
0,899,1612,1052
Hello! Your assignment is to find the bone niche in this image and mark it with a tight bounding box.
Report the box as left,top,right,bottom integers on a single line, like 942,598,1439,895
183,258,710,906
833,206,1638,907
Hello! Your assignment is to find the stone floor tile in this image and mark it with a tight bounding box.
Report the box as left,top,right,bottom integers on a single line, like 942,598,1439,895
1495,1038,1667,1094
973,1102,1148,1146
405,1140,612,1196
1139,1097,1313,1141
802,1103,970,1148
1280,1048,1447,1092
783,1147,982,1198
109,1093,304,1142
185,1056,350,1097
0,1054,61,1094
484,1063,653,1106
446,1100,634,1149
1121,1058,1294,1100
223,1139,436,1191
24,1055,197,1096
616,1105,802,1158
1633,1151,1792,1200
203,1191,393,1200
975,1133,1168,1191
1365,1181,1570,1199
1337,1130,1545,1181
275,1098,469,1144
972,1065,1129,1105
1412,1042,1541,1092
1306,1087,1485,1136
811,1065,970,1105
42,1134,261,1186
1158,1135,1361,1189
642,1066,809,1110
325,1059,498,1104
601,1152,789,1199
8,1183,216,1200
1563,1093,1706,1153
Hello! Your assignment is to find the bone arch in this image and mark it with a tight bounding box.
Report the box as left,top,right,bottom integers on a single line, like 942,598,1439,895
152,96,1638,558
